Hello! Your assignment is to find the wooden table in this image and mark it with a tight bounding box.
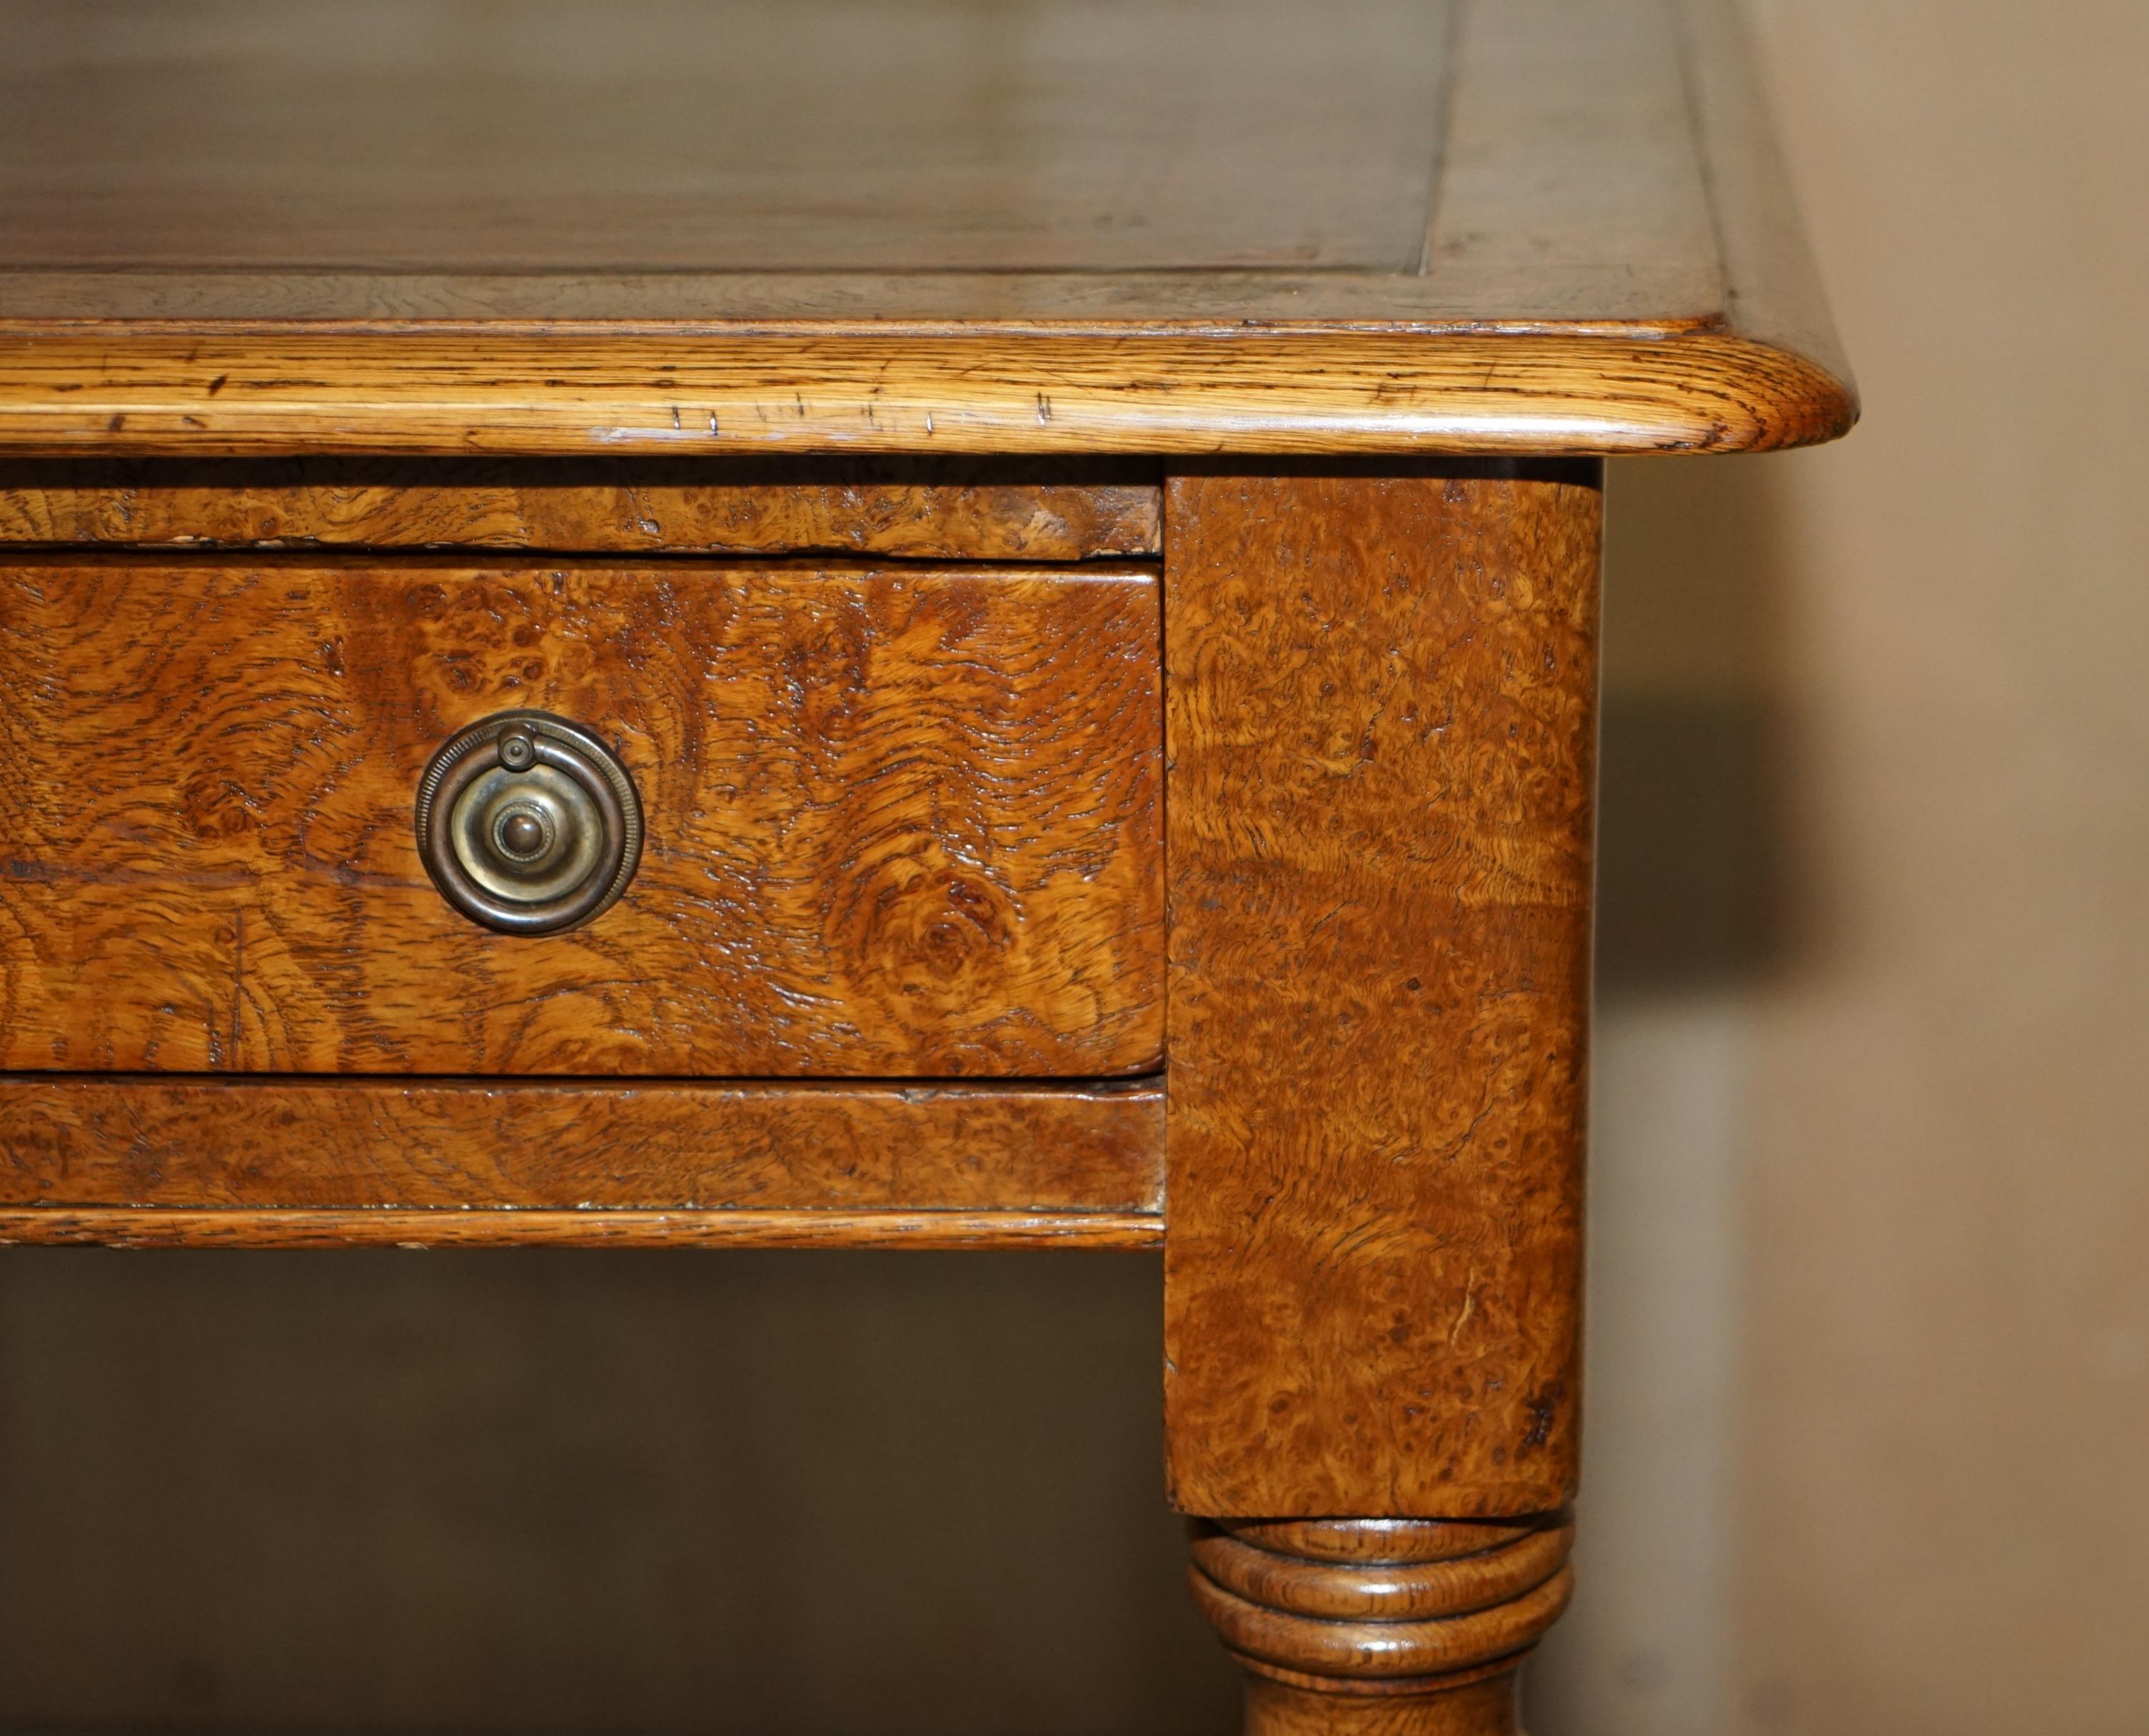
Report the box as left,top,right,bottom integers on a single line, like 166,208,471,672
0,2,1853,1729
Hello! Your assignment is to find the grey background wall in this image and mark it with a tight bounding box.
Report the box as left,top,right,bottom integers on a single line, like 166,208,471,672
3,2,2146,1730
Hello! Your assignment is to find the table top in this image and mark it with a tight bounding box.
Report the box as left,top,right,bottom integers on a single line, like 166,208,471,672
6,0,1454,278
0,0,1856,457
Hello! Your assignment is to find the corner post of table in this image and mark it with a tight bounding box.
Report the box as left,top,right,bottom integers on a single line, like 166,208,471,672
1161,465,1604,1733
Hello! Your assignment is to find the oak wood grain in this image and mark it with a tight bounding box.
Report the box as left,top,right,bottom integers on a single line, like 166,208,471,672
1239,1674,1519,1736
1220,1521,1544,1566
1161,468,1599,1518
0,1074,1162,1214
1189,1522,1574,1623
1188,1517,1574,1735
0,558,1163,1076
0,1,1856,458
0,330,1853,460
0,459,1161,560
0,1206,1162,1251
1192,1572,1571,1687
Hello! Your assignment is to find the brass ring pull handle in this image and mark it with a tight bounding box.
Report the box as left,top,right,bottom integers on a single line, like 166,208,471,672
414,710,642,935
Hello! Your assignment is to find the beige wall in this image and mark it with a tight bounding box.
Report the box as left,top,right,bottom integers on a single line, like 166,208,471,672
3,4,2145,1730
1535,2,2149,1730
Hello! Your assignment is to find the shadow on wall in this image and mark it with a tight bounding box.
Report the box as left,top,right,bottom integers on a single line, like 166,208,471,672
0,458,1797,1736
1527,453,1808,1736
1593,453,1808,1004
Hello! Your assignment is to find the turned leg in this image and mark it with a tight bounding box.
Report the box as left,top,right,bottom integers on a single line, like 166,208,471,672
1187,1517,1575,1735
1159,469,1600,1735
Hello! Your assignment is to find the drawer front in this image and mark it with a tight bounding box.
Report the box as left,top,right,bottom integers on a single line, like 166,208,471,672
0,558,1162,1075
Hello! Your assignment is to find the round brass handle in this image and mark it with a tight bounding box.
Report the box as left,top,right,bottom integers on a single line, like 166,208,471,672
413,710,642,935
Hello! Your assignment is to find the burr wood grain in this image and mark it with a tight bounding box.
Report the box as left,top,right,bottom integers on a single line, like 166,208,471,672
0,459,1162,560
0,1076,1163,1214
1162,468,1599,1518
0,1075,1165,1255
0,558,1163,1076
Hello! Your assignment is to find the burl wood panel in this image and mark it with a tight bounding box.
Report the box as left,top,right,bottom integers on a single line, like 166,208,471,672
0,459,1162,560
0,1074,1162,1215
0,559,1162,1075
1162,468,1600,1518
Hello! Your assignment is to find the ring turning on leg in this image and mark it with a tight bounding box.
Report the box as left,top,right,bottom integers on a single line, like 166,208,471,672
1187,1516,1576,1735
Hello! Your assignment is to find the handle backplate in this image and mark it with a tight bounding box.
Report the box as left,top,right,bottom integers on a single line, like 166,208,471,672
414,710,642,935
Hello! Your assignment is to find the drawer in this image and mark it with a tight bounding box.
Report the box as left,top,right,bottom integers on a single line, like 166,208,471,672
0,557,1162,1075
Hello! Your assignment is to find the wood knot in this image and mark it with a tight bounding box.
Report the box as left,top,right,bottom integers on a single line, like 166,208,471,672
1188,1515,1574,1695
835,847,1020,1007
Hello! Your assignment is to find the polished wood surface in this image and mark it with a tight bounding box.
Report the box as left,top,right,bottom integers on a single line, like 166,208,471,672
0,330,1852,460
0,1076,1162,1216
1241,1672,1521,1736
1189,1517,1574,1736
0,460,1162,559
1188,1523,1572,1676
1162,468,1597,1518
1191,1522,1574,1621
0,0,1854,456
0,558,1162,1075
1220,1521,1549,1567
0,5,1866,1720
0,1206,1161,1251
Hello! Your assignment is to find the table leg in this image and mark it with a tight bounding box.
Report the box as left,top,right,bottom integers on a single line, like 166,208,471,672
1160,467,1603,1732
